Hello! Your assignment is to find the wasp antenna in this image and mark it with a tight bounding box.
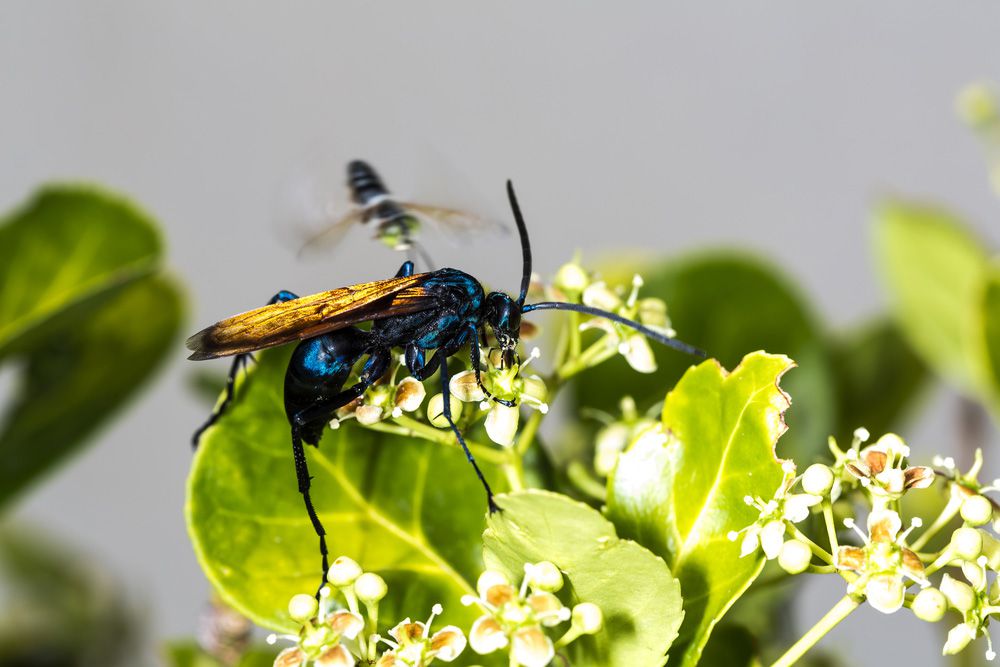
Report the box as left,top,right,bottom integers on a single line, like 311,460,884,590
521,301,707,359
506,180,532,307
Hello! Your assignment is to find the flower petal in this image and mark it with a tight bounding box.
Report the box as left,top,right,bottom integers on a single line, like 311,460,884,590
620,334,656,374
511,626,555,667
867,508,902,543
835,546,865,572
485,404,520,447
844,461,871,480
469,616,508,655
783,494,822,523
527,592,568,627
275,647,307,667
862,448,888,475
902,548,926,580
903,466,935,490
739,528,760,558
429,626,468,662
875,468,905,494
392,620,426,644
328,610,365,640
760,520,786,560
485,583,518,608
375,651,397,667
944,623,978,655
316,644,355,667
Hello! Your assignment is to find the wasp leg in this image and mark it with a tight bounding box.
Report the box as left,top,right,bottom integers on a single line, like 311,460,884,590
467,323,516,408
191,290,299,448
436,354,499,513
287,347,391,588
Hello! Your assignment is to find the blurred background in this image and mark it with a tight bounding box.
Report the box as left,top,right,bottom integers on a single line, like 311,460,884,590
3,3,1000,665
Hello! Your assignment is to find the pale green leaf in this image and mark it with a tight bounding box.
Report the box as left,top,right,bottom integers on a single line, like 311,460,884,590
607,352,791,667
976,262,1000,417
187,347,508,635
873,201,989,393
483,490,683,667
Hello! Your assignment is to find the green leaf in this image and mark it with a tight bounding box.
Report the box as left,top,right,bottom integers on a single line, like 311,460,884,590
873,201,990,393
483,490,684,667
607,352,791,667
0,186,183,507
572,253,832,462
828,319,929,443
162,642,277,667
187,347,508,634
977,262,1000,414
0,185,162,351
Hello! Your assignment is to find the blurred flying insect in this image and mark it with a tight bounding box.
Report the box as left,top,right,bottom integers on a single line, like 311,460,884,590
299,160,501,267
188,181,705,591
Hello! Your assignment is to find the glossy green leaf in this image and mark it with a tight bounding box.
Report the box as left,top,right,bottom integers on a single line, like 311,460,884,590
607,352,791,667
162,642,277,667
0,185,182,507
483,490,683,667
571,253,832,462
873,201,989,393
828,319,928,443
0,185,162,351
187,347,508,634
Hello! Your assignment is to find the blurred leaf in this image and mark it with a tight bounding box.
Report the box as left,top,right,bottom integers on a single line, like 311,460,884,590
0,525,140,666
188,369,229,405
0,186,183,507
698,624,760,667
163,641,277,667
977,262,1000,415
0,275,183,506
483,490,683,667
873,201,989,394
572,252,832,463
828,319,929,443
187,347,508,634
0,185,161,351
607,352,791,667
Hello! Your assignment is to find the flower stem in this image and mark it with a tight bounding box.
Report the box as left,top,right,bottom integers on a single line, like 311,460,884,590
788,526,834,565
909,496,960,551
821,502,839,553
770,595,860,667
372,416,506,465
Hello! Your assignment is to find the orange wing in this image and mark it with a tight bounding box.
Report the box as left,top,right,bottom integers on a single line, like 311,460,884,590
186,274,432,360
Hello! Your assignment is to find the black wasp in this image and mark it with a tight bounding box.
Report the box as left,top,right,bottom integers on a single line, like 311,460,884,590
299,160,497,267
188,182,704,587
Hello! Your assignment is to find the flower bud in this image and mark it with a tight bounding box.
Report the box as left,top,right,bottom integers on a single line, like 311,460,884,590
427,393,463,428
449,371,485,403
777,539,812,574
582,281,622,311
637,298,669,329
594,423,629,476
951,526,984,561
393,377,426,413
354,572,387,603
801,463,835,496
571,602,603,634
961,495,994,527
554,262,590,294
485,404,520,447
962,560,987,591
982,532,1000,571
911,587,948,622
525,561,563,592
355,404,384,426
327,556,363,587
288,593,318,623
941,573,977,612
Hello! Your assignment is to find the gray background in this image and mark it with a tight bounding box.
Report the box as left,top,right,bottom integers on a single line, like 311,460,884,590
3,2,1000,665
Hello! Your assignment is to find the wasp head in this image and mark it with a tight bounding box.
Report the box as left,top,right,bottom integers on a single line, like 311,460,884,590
484,291,521,368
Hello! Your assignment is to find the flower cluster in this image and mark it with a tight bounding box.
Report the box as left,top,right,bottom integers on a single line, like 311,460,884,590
741,429,1000,663
268,556,466,667
462,562,603,667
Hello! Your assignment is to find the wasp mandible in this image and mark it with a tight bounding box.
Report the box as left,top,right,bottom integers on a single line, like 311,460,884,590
188,182,704,587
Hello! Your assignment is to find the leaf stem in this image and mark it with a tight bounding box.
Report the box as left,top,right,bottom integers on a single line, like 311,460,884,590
770,595,860,667
566,461,607,501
